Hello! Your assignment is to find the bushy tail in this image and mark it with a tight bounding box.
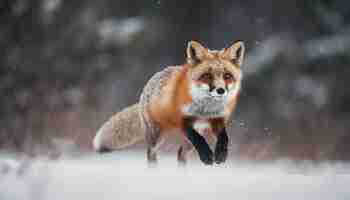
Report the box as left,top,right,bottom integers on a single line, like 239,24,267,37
93,104,145,153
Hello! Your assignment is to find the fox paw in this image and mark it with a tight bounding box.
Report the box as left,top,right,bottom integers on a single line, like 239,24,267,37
214,148,227,164
199,150,214,165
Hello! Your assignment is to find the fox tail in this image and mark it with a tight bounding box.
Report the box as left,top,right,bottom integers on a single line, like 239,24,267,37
93,104,145,153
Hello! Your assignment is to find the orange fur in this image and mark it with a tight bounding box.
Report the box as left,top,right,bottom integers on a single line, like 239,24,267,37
149,66,192,134
148,63,238,138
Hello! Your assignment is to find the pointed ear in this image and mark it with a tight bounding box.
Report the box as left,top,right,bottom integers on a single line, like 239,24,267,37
186,41,207,65
223,41,245,67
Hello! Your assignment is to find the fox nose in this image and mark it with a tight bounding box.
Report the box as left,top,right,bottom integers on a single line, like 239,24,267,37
216,88,226,95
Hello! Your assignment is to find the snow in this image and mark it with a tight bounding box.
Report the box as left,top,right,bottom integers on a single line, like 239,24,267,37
1,152,350,200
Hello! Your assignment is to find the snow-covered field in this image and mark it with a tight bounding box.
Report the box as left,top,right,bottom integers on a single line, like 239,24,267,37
1,151,350,200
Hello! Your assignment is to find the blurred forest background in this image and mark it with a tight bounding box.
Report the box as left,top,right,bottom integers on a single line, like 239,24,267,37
0,0,349,161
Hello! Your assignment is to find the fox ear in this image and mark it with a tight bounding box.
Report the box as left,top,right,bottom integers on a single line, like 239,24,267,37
223,41,245,67
186,41,207,65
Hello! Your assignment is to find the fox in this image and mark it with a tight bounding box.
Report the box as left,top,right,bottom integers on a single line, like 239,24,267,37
93,40,245,165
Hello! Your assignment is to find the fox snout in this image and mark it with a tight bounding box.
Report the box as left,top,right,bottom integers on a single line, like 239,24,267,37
210,87,227,97
209,78,229,98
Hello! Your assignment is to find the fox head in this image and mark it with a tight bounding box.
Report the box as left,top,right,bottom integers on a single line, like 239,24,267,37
185,40,245,102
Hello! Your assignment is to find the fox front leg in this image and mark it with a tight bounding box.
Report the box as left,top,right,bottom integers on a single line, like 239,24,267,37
214,127,228,164
183,119,213,165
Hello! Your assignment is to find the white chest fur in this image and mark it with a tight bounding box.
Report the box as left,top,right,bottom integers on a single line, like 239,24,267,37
182,97,227,118
193,120,212,136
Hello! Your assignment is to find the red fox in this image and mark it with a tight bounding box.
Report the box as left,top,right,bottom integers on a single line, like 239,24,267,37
93,40,245,165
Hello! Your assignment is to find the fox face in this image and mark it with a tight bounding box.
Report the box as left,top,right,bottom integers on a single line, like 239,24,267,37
182,41,245,117
189,58,242,99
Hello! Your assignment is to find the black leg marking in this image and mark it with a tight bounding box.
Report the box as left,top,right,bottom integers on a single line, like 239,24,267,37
214,127,228,164
143,114,161,166
146,133,160,166
147,147,157,165
97,146,113,153
183,119,213,165
177,146,186,165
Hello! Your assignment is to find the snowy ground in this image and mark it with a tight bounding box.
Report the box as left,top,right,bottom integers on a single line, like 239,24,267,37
1,151,350,200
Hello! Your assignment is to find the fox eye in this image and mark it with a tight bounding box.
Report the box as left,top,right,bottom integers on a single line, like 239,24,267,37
199,73,213,82
223,73,234,81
